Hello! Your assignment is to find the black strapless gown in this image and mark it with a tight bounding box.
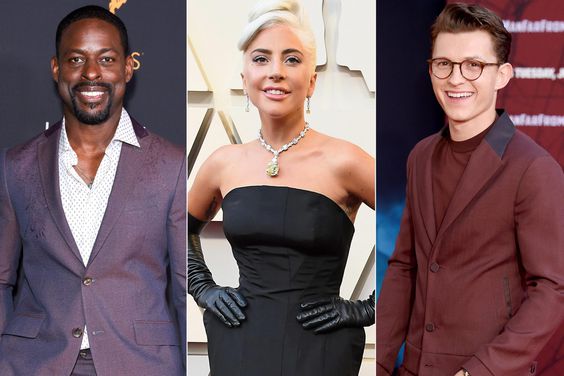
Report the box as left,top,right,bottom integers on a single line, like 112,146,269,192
204,185,365,376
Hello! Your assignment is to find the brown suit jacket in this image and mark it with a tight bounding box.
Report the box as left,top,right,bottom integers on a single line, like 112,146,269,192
377,111,564,376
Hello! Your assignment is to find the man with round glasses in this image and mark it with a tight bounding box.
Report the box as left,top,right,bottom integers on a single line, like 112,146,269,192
377,3,563,376
428,58,501,81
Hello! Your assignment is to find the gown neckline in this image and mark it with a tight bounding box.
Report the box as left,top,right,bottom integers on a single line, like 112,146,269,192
223,185,355,229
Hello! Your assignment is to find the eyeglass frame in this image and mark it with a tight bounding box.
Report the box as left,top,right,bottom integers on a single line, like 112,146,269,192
427,58,502,81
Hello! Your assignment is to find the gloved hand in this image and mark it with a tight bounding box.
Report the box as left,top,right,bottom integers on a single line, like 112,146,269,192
296,291,375,334
188,213,247,327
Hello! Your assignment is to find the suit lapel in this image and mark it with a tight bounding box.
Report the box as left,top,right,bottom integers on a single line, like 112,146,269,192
435,111,515,241
435,142,502,241
87,120,147,265
37,122,84,264
415,136,440,245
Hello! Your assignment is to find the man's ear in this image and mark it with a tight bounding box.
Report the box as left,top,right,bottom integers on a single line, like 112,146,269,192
51,56,59,83
495,62,513,90
125,54,134,83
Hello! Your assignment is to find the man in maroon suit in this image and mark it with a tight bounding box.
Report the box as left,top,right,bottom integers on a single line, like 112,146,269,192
0,6,185,375
377,4,563,376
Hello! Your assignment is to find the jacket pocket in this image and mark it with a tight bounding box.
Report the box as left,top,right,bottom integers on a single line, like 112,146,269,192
133,320,179,346
403,340,422,374
2,313,45,338
503,276,513,318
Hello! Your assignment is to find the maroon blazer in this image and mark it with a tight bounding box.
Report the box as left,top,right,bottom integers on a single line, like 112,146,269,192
0,119,186,375
377,111,564,376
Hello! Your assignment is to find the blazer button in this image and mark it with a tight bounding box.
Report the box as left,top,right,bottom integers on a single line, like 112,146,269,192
425,323,435,332
72,328,83,338
83,277,93,286
430,262,440,273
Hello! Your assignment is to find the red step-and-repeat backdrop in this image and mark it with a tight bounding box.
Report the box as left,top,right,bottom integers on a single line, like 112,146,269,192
468,0,563,166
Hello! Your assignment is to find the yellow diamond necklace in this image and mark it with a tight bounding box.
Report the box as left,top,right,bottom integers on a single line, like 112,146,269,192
258,123,310,177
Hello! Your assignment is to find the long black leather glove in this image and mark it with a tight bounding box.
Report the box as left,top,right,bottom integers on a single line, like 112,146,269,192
188,213,247,327
296,290,375,334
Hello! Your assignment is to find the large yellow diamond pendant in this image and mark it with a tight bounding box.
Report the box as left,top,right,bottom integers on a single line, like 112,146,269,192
266,158,279,177
258,123,310,178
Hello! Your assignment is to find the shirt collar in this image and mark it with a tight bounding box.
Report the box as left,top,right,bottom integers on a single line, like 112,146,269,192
113,108,140,148
60,108,141,152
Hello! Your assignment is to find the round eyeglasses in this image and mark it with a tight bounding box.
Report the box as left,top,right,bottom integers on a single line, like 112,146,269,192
427,58,501,81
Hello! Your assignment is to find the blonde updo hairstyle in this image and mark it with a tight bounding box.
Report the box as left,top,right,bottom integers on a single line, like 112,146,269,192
238,0,317,72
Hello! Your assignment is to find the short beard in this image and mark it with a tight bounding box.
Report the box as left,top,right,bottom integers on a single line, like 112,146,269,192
70,82,113,125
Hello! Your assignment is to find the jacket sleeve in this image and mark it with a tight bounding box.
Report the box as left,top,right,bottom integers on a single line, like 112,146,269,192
166,155,187,365
463,156,564,376
376,152,418,375
0,149,22,334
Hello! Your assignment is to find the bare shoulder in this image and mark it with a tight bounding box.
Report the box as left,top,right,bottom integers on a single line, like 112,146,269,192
197,143,248,174
189,143,248,220
205,143,245,163
331,137,374,184
315,132,374,169
313,131,375,209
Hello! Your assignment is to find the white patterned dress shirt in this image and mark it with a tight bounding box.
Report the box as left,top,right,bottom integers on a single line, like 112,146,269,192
58,109,140,349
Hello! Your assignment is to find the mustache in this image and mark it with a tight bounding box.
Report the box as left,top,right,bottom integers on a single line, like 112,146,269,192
72,81,112,92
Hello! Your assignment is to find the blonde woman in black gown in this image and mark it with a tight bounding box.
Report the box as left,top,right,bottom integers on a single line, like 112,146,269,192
188,1,375,375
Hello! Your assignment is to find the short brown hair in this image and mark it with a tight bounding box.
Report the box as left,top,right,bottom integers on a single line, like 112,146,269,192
430,3,511,63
